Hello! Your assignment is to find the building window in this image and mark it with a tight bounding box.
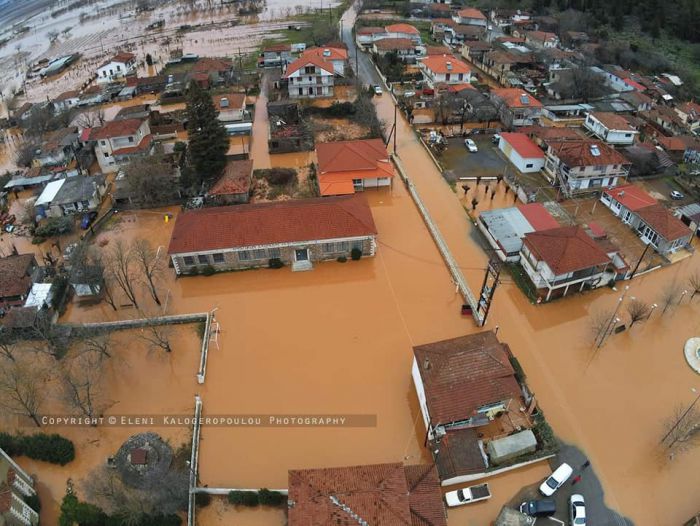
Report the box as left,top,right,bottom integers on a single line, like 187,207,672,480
100,140,106,146
183,256,194,266
128,136,134,143
104,152,110,158
526,163,533,168
252,249,267,259
238,250,251,261
198,255,208,264
268,247,281,258
213,253,224,263
298,88,303,95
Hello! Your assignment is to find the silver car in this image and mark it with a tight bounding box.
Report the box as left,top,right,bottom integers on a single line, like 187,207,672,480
570,494,586,525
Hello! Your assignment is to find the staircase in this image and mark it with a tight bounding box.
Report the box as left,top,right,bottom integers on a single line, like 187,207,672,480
292,260,313,272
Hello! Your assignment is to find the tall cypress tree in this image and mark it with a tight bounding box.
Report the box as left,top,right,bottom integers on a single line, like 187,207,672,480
185,81,229,192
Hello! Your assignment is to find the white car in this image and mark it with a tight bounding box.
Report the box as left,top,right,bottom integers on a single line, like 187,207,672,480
670,190,684,200
570,494,586,525
491,133,501,144
373,85,383,95
539,462,573,496
464,139,478,152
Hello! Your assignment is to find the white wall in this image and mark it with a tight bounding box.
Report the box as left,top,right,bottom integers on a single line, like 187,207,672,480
498,138,544,173
411,358,432,438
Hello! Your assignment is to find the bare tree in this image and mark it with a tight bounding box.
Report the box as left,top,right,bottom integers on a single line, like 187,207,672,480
626,298,652,327
70,243,116,311
136,312,173,353
589,308,613,345
60,350,111,422
104,240,139,308
131,239,164,306
73,329,113,360
0,359,48,427
659,280,683,314
74,108,105,129
688,271,700,300
0,331,18,362
661,404,700,457
124,148,178,207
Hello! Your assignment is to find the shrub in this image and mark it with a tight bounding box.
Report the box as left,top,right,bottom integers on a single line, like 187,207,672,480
337,256,347,263
0,432,20,456
195,492,212,508
228,490,259,507
199,265,215,276
268,258,284,269
254,168,297,186
31,236,47,245
19,434,75,465
173,141,187,152
258,488,285,507
34,216,74,238
350,247,362,261
59,493,106,526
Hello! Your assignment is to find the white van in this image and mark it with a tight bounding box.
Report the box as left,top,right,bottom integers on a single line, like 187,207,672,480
539,463,573,496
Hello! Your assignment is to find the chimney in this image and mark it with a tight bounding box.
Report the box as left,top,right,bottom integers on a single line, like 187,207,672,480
323,49,331,57
220,97,229,108
446,61,452,71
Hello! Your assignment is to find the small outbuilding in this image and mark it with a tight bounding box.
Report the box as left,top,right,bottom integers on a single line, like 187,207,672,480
498,132,545,173
486,429,538,465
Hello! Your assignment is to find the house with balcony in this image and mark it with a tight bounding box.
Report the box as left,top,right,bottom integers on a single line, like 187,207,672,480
584,112,639,145
543,139,630,196
372,38,417,61
355,26,385,48
284,55,336,99
419,55,471,87
316,139,394,196
491,88,542,128
91,118,153,172
96,52,136,84
0,447,39,526
520,226,613,301
452,7,487,27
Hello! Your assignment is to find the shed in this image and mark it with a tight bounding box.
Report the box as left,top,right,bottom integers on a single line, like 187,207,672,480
486,429,537,465
23,283,53,309
498,133,544,173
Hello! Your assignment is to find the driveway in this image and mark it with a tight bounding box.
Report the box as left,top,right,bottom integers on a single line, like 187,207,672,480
510,444,633,526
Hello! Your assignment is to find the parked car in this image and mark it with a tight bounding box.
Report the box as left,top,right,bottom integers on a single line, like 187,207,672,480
670,190,685,200
373,85,383,95
539,462,573,496
492,133,501,144
464,139,478,152
519,499,556,517
570,494,586,525
444,483,491,507
81,211,98,229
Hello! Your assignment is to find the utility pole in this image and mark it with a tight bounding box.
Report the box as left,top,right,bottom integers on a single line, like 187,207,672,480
630,243,651,278
596,285,629,349
393,102,397,153
660,391,700,446
477,258,500,326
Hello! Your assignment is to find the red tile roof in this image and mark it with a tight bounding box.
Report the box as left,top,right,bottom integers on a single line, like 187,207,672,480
264,43,291,53
316,139,395,196
589,112,636,131
284,55,335,78
191,57,233,73
635,204,691,241
425,45,452,56
491,88,542,108
302,46,348,61
413,331,521,424
212,92,246,111
168,194,377,255
657,135,700,152
90,118,144,140
288,463,446,526
100,52,135,68
357,26,385,35
0,254,35,301
545,139,628,167
374,38,415,51
421,55,470,75
523,226,611,275
516,203,559,231
385,23,420,35
500,132,544,159
525,30,558,42
457,7,486,20
603,184,656,211
209,160,253,196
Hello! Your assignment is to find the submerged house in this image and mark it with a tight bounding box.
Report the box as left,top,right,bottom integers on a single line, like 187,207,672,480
167,194,377,275
0,254,39,309
34,175,107,218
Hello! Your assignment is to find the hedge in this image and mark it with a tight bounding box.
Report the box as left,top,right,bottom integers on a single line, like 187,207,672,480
227,489,285,508
59,494,182,526
34,216,74,238
0,433,75,465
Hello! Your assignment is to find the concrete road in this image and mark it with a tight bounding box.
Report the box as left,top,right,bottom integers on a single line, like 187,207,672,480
340,3,382,88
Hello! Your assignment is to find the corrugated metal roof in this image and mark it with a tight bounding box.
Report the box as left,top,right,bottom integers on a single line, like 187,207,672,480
35,179,66,207
479,207,535,255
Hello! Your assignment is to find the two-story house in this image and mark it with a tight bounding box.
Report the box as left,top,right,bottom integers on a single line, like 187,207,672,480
675,102,700,133
584,112,639,146
491,88,542,128
523,30,559,49
96,52,136,84
419,55,471,87
260,43,293,67
92,118,152,173
520,226,613,301
543,139,630,196
452,7,487,27
283,57,335,99
0,447,39,526
299,47,348,75
372,38,417,61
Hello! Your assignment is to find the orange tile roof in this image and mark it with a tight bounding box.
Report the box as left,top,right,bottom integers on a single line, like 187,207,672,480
90,118,144,140
284,48,346,78
635,204,691,241
603,184,656,211
491,88,542,108
385,23,420,34
191,57,233,73
302,46,348,61
357,26,384,35
523,226,610,274
168,194,377,255
457,7,486,20
589,112,636,131
373,38,415,51
413,331,521,423
500,132,544,159
545,139,628,167
288,463,446,526
316,139,394,196
0,254,35,300
421,55,470,75
212,93,246,111
209,160,253,196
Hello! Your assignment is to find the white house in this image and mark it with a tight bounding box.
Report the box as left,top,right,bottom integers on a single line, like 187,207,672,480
418,55,471,87
213,93,247,122
523,30,559,49
383,24,422,44
520,226,613,301
52,90,80,113
300,47,348,75
452,7,487,27
497,132,544,173
543,139,630,196
355,27,385,48
34,174,107,218
584,112,639,145
0,447,40,526
283,57,335,99
92,118,152,173
491,88,543,128
96,52,136,84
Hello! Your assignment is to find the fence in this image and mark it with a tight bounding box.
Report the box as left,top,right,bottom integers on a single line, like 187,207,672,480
187,395,203,526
